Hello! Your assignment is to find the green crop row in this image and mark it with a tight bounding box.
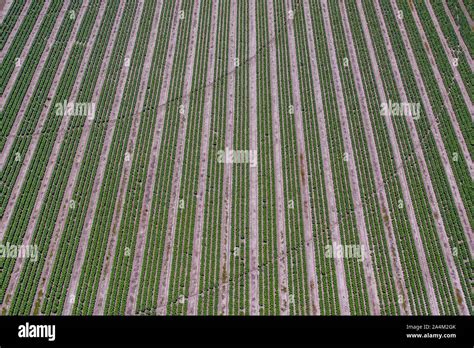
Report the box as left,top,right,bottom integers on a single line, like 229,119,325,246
0,0,26,50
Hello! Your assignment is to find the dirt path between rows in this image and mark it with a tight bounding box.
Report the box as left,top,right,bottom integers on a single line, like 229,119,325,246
373,0,440,315
301,0,349,315
321,0,379,315
90,1,163,315
0,1,88,313
267,0,289,315
155,0,201,316
61,1,143,315
340,0,410,315
387,0,469,315
121,0,182,316
217,0,237,316
441,1,474,72
285,0,319,315
0,0,68,173
458,0,473,27
411,3,473,178
248,0,259,316
0,0,33,63
0,0,13,24
186,0,219,316
30,1,117,315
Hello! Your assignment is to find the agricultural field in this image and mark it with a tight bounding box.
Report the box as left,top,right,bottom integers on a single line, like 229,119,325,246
0,0,472,316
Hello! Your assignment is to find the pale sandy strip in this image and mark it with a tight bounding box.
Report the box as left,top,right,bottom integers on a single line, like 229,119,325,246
387,0,469,314
30,1,116,314
373,0,440,314
301,0,349,315
123,1,182,316
90,0,166,315
320,0,379,315
0,0,32,62
339,0,410,315
0,1,88,311
0,1,69,170
458,0,473,27
186,0,219,316
61,1,144,315
217,0,237,316
284,0,319,315
155,0,201,315
266,0,289,315
0,0,13,24
411,2,473,178
248,0,259,316
442,1,474,71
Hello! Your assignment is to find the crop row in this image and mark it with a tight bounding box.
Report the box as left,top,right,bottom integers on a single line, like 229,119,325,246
166,0,214,316
0,1,63,153
0,0,26,50
0,0,86,307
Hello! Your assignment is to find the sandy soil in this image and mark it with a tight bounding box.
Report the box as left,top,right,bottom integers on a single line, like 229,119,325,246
301,0,349,315
373,0,442,315
29,1,112,315
267,0,289,315
411,3,473,179
0,1,89,313
248,0,259,316
350,0,411,315
120,0,181,315
321,0,380,315
186,0,219,316
442,1,474,72
155,0,201,316
216,0,237,316
285,0,320,315
386,0,468,314
0,0,68,171
340,2,411,315
61,0,141,314
0,0,32,63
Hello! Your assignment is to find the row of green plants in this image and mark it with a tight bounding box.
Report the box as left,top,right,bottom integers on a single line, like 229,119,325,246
1,0,42,95
380,0,469,314
166,0,214,316
0,0,26,50
68,0,155,315
195,0,231,315
0,0,63,205
0,0,86,308
39,0,129,315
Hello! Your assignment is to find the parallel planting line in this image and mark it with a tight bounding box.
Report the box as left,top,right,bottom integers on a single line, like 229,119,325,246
155,0,201,315
93,0,164,315
441,1,474,71
32,0,120,315
0,0,92,313
385,0,469,314
248,0,259,316
340,0,410,314
321,0,379,315
186,0,219,316
0,0,74,236
0,0,14,25
121,0,180,315
0,1,67,153
217,0,237,316
285,0,319,315
0,0,32,62
59,1,143,315
266,0,289,315
409,2,473,178
373,0,441,314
